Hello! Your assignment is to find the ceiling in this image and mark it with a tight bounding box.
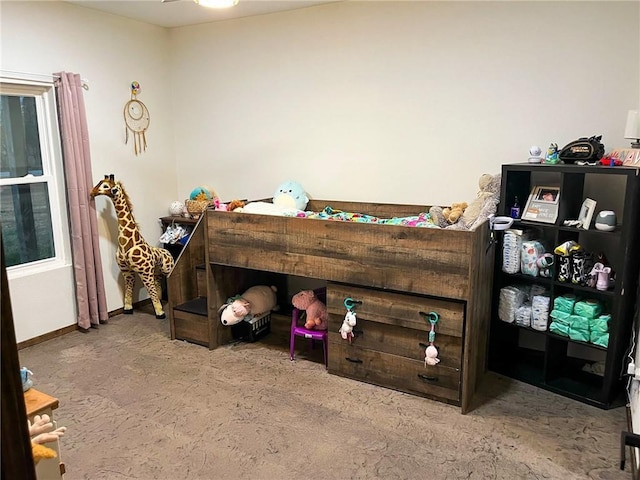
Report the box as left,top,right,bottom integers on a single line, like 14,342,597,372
64,0,340,28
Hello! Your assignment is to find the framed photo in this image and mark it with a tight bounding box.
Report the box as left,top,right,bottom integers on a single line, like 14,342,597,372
578,198,597,230
522,186,560,223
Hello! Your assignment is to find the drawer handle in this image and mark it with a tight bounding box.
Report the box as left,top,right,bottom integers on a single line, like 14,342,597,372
344,297,363,310
419,342,429,349
418,373,439,383
345,357,363,364
419,311,439,321
352,329,364,336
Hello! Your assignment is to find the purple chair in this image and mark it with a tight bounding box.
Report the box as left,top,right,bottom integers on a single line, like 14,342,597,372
290,288,328,369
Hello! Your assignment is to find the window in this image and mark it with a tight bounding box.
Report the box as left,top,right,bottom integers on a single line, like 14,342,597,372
0,77,69,272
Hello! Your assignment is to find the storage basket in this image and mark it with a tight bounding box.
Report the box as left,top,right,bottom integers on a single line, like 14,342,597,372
231,312,271,342
185,199,211,219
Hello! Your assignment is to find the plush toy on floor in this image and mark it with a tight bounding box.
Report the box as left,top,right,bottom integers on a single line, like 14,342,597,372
219,285,278,326
291,290,328,330
90,174,175,319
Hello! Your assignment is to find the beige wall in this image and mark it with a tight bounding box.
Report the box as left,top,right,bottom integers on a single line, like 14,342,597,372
169,1,639,205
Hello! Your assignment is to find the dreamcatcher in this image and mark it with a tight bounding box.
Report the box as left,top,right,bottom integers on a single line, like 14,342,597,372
123,81,150,155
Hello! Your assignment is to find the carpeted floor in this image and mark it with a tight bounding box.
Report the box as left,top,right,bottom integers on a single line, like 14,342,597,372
19,306,631,480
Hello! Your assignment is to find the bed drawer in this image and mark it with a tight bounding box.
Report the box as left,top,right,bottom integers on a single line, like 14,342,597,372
328,341,461,404
326,283,464,404
327,284,464,368
327,284,464,336
327,322,462,370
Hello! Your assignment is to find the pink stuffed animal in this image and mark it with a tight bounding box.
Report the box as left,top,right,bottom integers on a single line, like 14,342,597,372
424,345,440,366
292,290,328,330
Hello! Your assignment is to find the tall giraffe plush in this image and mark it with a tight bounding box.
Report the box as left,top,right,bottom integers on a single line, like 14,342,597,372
90,174,174,319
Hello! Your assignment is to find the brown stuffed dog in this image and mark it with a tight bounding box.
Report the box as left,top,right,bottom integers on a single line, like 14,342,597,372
442,202,468,224
292,290,328,330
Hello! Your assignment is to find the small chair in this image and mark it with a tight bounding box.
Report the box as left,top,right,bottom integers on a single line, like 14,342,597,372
290,287,328,368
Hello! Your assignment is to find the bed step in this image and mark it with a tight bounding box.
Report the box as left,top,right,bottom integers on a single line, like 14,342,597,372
172,297,209,347
174,296,207,315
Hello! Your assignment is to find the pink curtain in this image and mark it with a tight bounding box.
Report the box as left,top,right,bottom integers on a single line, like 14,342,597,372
54,72,109,330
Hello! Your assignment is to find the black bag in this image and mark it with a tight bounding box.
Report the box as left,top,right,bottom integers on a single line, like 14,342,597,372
559,135,605,163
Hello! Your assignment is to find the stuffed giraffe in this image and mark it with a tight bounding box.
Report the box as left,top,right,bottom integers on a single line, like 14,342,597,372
90,174,174,319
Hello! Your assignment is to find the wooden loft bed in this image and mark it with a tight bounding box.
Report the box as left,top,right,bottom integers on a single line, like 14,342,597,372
167,199,495,413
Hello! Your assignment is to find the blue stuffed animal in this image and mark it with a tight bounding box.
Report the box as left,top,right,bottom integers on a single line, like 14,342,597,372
273,181,309,211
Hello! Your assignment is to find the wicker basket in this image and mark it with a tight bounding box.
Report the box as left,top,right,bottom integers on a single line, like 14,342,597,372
185,199,211,218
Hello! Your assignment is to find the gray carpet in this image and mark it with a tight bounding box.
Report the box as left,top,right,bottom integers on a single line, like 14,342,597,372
19,306,631,480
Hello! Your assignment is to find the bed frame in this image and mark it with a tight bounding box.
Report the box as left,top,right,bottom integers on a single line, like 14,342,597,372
167,199,495,413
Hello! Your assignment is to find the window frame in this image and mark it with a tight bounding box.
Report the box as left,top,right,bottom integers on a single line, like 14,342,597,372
0,76,71,278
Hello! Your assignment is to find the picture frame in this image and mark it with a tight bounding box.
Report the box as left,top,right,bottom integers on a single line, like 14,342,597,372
522,186,561,224
578,198,597,230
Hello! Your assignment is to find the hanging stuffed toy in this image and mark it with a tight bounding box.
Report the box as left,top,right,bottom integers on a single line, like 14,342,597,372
424,312,441,366
339,297,361,343
340,310,357,343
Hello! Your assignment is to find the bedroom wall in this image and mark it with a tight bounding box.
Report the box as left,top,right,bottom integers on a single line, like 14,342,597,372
0,1,177,340
169,1,639,206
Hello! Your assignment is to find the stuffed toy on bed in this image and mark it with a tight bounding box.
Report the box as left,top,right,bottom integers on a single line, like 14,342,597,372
273,181,309,211
235,181,309,216
442,202,468,225
429,173,501,231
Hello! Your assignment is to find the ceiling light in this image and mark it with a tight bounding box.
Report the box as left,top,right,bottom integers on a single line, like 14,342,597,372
194,0,239,8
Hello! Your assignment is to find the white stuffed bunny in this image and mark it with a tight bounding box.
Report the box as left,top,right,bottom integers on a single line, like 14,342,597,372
339,311,357,342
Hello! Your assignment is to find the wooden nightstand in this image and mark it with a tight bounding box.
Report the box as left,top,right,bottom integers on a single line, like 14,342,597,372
24,388,65,479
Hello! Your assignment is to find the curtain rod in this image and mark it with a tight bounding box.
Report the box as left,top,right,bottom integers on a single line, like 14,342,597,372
0,69,89,89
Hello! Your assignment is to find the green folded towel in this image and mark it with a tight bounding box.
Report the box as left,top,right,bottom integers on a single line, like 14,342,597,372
574,300,602,319
550,321,569,337
554,295,577,314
